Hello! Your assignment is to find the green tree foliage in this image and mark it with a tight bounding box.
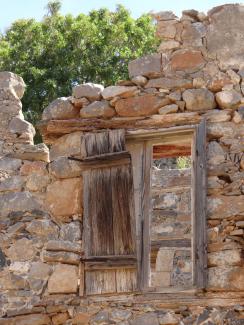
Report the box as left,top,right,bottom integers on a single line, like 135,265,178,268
0,4,159,126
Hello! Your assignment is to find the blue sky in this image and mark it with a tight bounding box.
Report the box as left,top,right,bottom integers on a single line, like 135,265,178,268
0,0,240,33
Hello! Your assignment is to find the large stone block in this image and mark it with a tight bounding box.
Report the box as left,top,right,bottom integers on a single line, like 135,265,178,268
170,50,205,73
8,143,49,162
80,100,115,118
208,249,243,267
0,191,43,219
0,71,26,99
208,266,244,290
115,95,170,117
183,88,216,111
130,313,159,325
49,132,83,161
215,90,242,109
128,54,162,78
50,157,83,179
46,178,82,216
145,77,192,90
42,97,80,120
6,238,36,261
207,141,226,165
72,83,104,101
207,196,244,219
26,220,59,239
102,86,138,100
207,4,244,70
48,264,78,294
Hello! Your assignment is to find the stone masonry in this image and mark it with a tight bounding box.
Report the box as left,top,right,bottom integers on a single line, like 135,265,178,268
0,4,244,325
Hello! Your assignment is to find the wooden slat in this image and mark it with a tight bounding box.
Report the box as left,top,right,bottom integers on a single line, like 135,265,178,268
81,255,136,261
151,239,191,249
85,262,137,270
85,270,116,295
192,119,207,288
116,269,137,293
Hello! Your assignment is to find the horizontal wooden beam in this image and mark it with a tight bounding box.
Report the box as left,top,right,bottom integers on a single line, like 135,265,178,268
82,255,137,262
151,239,191,249
68,151,131,169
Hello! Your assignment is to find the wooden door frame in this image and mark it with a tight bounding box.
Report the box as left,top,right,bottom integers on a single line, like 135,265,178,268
125,120,207,292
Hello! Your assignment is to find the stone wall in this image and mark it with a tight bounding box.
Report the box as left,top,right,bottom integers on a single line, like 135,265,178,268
0,3,244,325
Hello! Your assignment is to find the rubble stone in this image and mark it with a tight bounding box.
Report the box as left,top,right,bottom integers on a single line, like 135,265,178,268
42,97,80,120
216,90,242,109
48,264,78,294
72,83,104,101
128,54,162,78
80,100,115,118
183,88,216,111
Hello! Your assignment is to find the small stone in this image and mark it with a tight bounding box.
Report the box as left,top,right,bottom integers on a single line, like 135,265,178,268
208,72,232,92
203,109,231,122
158,40,180,52
110,309,132,322
0,157,22,174
216,90,242,109
128,53,162,78
131,75,148,86
115,95,170,117
80,100,115,118
236,221,244,228
183,88,216,111
230,229,244,236
48,264,78,294
167,90,181,102
9,261,30,274
20,161,47,176
72,83,104,101
226,69,241,84
26,220,59,239
233,107,244,123
158,104,178,114
0,71,26,99
45,240,81,254
181,22,205,47
91,311,109,324
193,77,207,88
156,20,179,39
71,96,90,109
170,49,205,73
6,238,36,261
72,313,90,325
102,86,138,100
46,178,82,216
52,312,69,325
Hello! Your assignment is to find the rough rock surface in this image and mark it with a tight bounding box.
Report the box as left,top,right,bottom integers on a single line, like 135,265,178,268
128,54,162,78
183,89,216,111
48,264,78,293
72,83,104,101
80,100,115,118
42,97,80,120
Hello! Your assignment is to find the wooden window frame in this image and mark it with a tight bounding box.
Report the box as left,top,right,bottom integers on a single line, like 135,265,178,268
126,119,207,293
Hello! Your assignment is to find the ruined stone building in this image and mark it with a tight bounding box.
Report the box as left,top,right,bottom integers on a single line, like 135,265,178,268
0,4,243,325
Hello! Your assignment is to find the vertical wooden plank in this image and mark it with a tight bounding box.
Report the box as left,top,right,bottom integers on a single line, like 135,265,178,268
79,263,85,296
126,141,144,289
116,269,137,292
85,270,116,295
141,141,153,290
192,119,207,288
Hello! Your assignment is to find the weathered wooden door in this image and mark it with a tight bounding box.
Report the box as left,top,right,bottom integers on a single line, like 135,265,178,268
81,129,137,295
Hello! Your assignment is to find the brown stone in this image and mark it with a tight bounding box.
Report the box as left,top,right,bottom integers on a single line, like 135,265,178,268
181,22,206,47
115,95,170,117
43,250,80,265
26,220,59,239
128,54,162,78
6,238,36,261
158,40,180,52
170,50,205,72
145,78,192,90
158,104,178,114
203,109,231,122
80,100,115,118
131,75,148,86
207,196,244,219
216,90,242,109
0,175,24,192
45,240,81,254
8,117,35,139
156,20,179,39
48,264,78,294
52,313,69,325
0,314,51,325
208,266,244,291
183,88,216,111
72,313,90,325
46,178,82,216
50,157,83,179
0,71,26,99
208,249,243,267
20,161,47,176
49,131,83,161
208,72,232,92
151,11,177,21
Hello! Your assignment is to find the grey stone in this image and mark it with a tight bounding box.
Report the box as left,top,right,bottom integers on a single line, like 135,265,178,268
128,54,162,78
45,240,81,254
158,40,180,52
72,83,104,101
43,250,80,265
207,4,244,70
158,104,178,114
158,312,179,324
208,249,243,267
130,313,159,325
91,311,109,324
60,222,81,241
0,175,24,192
0,157,22,173
50,157,83,178
42,97,80,120
110,310,132,322
26,219,59,239
80,100,115,118
0,249,6,268
0,71,26,99
29,262,52,279
208,266,244,290
0,191,43,219
6,238,36,261
183,89,216,111
207,141,226,165
131,75,148,86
